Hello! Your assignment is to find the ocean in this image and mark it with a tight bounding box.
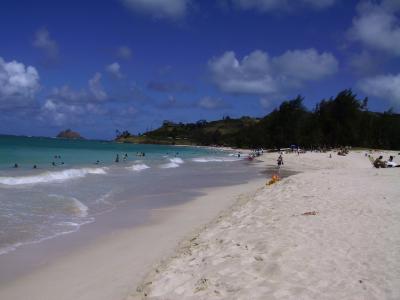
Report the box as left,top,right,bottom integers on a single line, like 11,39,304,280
0,135,254,256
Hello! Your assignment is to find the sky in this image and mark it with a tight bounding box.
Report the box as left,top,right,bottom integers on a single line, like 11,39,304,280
0,0,400,139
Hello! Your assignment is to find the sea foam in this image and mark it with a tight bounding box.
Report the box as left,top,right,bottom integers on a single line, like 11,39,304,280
160,158,184,169
192,157,239,163
126,163,150,171
0,167,108,186
170,157,184,164
48,194,89,217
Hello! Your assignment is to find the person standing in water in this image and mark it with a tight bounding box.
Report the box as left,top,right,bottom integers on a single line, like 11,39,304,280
115,154,120,163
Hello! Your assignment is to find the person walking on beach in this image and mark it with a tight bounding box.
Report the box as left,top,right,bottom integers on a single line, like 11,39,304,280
277,155,283,168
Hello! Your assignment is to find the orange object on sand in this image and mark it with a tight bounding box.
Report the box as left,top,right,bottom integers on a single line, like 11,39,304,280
267,174,281,185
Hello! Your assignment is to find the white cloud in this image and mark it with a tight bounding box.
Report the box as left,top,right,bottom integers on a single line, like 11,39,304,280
116,46,132,60
273,49,338,81
358,73,400,106
33,28,58,58
40,73,109,125
208,48,338,95
208,50,277,94
49,85,87,103
197,96,227,109
88,73,108,101
227,0,336,12
121,0,191,20
0,56,40,107
106,62,123,78
42,99,82,126
348,0,400,56
41,89,108,126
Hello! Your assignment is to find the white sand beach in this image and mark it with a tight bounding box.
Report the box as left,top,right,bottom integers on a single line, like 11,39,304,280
133,151,400,300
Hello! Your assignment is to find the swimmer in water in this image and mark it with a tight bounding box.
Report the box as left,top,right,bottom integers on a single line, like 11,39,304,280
13,163,18,168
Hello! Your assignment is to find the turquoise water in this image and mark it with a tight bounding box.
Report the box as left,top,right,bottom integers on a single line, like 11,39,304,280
0,135,247,255
0,135,219,169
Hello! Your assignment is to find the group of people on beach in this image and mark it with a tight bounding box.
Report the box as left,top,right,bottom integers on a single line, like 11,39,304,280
373,155,399,168
246,149,264,161
337,147,350,156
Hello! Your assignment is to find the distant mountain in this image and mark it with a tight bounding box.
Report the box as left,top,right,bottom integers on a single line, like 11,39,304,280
57,129,84,139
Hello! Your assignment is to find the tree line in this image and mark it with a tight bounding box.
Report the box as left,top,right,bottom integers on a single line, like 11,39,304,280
117,90,400,150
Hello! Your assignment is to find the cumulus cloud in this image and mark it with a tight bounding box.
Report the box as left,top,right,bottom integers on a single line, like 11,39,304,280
48,86,87,103
89,72,108,101
358,73,400,106
106,62,123,79
42,98,84,126
40,73,109,125
226,0,336,13
116,46,132,60
0,56,40,107
121,0,191,20
33,28,58,59
273,49,338,81
208,48,338,96
197,96,228,109
348,0,400,56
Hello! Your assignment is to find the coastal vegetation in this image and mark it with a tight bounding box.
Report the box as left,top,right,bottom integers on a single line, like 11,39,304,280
116,90,400,150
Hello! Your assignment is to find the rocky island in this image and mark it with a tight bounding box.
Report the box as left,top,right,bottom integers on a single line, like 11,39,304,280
56,129,84,139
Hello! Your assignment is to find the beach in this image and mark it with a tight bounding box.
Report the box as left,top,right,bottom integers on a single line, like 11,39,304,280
0,150,399,300
134,151,400,300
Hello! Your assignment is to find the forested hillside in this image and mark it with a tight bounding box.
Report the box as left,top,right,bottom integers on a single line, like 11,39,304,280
116,90,400,150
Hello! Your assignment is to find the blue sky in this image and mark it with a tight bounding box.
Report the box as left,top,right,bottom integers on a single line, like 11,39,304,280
1,0,399,139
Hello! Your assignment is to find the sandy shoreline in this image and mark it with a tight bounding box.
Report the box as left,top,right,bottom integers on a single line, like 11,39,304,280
133,151,400,300
0,167,266,300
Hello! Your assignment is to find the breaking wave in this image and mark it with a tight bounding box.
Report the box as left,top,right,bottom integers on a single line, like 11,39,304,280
0,167,108,186
48,194,89,217
126,163,150,172
160,157,184,169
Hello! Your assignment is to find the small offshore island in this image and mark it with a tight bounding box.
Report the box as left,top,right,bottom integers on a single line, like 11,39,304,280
56,129,84,139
